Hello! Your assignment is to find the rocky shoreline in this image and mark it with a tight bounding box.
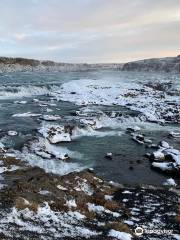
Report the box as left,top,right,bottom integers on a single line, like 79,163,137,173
0,151,179,240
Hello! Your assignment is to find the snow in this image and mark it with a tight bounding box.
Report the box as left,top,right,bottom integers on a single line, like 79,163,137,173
169,131,180,138
152,151,165,160
87,203,120,217
122,191,132,194
104,195,113,201
65,199,77,209
57,185,67,191
87,203,106,213
108,229,132,240
151,142,180,172
39,124,71,143
0,202,99,239
163,178,177,187
75,180,94,196
7,131,18,136
174,234,180,240
39,190,51,195
55,78,180,123
124,220,134,226
152,162,173,171
159,141,170,148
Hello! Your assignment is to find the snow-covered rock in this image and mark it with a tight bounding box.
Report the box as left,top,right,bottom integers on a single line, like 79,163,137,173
39,125,72,144
7,131,18,136
150,142,180,173
169,131,180,138
163,178,177,187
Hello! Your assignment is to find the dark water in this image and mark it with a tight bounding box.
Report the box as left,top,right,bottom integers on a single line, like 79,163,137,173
0,70,179,186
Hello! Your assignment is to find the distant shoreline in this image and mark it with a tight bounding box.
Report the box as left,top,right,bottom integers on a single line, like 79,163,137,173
0,55,180,73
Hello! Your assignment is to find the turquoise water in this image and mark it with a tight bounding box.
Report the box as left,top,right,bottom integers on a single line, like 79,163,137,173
0,70,179,186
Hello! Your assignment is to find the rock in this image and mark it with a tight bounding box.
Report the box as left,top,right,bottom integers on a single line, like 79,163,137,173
87,168,94,173
132,134,144,144
105,152,113,160
151,143,180,174
159,141,170,149
169,131,180,138
35,150,52,159
47,126,72,143
126,126,140,133
144,153,151,158
175,215,180,223
144,139,152,144
163,178,177,187
151,151,165,160
7,131,18,136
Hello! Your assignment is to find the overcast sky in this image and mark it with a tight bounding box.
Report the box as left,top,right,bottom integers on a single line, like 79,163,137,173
0,0,180,63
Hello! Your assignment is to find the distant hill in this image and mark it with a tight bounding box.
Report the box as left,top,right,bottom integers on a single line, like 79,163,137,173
122,55,180,73
0,55,180,73
0,57,123,73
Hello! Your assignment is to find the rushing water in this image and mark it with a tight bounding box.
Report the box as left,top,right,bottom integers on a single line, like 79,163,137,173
0,70,179,186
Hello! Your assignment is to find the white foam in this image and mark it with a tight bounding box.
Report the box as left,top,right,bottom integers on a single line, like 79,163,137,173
0,85,50,100
14,150,84,176
12,112,41,117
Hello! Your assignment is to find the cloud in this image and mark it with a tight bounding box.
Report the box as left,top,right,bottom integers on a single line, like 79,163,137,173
0,0,179,62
